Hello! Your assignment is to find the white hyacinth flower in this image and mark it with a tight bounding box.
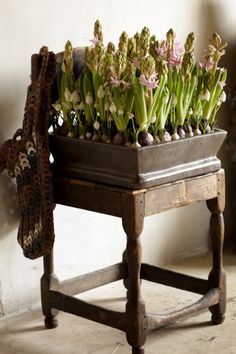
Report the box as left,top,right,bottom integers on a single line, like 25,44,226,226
86,132,92,139
118,109,124,115
109,102,117,114
70,90,80,102
94,120,100,130
97,85,105,99
150,115,156,123
52,102,61,112
188,108,193,116
162,95,168,104
85,92,93,105
129,113,134,119
64,88,72,101
78,102,84,110
200,89,210,101
219,91,226,102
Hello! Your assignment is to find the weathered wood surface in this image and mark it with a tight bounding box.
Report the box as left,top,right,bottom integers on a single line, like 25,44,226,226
122,192,146,352
53,170,223,217
41,248,59,329
48,290,126,331
147,288,220,331
141,264,208,295
41,169,226,354
53,178,124,217
145,171,222,216
61,262,128,296
206,170,226,324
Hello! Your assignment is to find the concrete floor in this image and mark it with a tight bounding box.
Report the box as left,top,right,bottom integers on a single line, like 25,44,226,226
1,251,236,354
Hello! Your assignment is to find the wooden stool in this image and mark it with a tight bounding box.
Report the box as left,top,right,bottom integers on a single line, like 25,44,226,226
41,169,226,353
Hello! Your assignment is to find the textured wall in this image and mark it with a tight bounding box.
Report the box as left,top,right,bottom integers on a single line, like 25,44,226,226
0,0,235,315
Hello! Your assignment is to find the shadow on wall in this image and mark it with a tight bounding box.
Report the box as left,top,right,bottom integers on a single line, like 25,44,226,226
0,171,19,238
0,94,21,238
199,0,236,243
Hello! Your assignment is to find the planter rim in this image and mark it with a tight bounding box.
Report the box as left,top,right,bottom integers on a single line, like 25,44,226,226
49,128,227,151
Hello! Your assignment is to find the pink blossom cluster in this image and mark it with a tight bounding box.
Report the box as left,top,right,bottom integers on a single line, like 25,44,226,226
156,41,183,67
110,76,131,89
139,73,159,90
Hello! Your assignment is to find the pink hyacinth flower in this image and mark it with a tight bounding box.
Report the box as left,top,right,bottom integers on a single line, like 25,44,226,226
139,73,159,90
204,57,214,70
121,80,131,89
111,76,122,87
197,61,204,69
89,34,99,46
169,41,183,67
156,42,167,59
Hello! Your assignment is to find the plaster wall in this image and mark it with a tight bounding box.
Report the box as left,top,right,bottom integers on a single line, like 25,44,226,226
0,0,235,315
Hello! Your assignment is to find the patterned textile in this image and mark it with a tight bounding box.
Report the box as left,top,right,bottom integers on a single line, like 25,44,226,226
0,47,56,259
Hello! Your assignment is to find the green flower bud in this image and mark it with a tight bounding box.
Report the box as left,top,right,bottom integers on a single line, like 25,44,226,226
149,35,158,57
127,38,136,59
112,51,126,79
62,40,73,73
171,94,177,106
94,20,103,42
166,28,175,47
140,27,150,57
184,32,195,52
107,42,116,54
118,31,128,54
140,55,156,78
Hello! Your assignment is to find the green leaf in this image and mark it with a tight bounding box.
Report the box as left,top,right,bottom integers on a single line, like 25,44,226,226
133,78,148,128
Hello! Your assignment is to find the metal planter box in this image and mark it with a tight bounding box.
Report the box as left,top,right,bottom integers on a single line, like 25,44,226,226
49,129,227,189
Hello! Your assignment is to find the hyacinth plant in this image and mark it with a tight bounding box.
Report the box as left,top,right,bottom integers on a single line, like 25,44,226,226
51,20,227,148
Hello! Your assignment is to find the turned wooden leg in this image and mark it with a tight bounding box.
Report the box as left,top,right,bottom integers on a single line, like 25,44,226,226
41,248,59,329
122,250,129,296
206,170,226,325
122,192,147,354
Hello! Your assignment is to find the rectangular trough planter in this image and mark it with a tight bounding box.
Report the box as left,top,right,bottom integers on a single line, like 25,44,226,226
49,129,227,189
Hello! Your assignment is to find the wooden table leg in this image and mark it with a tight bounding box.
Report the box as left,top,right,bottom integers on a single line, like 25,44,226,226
122,193,147,354
122,250,129,297
206,170,226,324
41,248,59,329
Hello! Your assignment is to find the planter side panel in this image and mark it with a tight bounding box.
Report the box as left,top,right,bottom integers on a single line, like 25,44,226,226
50,130,227,189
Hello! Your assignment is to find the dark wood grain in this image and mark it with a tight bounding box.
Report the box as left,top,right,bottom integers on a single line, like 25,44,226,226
41,248,59,328
40,169,226,353
122,192,147,352
61,262,128,295
206,170,226,324
141,264,208,295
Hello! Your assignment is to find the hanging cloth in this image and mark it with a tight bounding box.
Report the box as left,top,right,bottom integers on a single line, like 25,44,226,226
0,46,56,259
